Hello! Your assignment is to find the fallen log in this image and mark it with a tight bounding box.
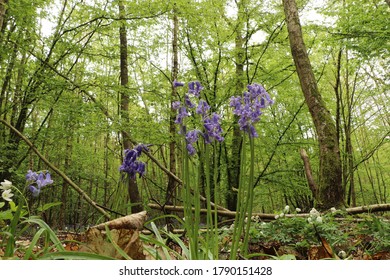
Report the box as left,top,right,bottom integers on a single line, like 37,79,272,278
148,203,390,220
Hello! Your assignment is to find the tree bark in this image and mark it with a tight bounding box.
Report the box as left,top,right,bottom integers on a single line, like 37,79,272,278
300,149,318,199
227,0,245,211
283,0,344,210
0,0,7,35
165,3,179,230
119,1,143,213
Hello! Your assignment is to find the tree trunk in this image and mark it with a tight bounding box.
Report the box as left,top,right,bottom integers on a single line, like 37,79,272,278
165,4,179,230
0,0,7,37
283,0,344,210
119,1,143,213
300,148,318,199
227,0,245,211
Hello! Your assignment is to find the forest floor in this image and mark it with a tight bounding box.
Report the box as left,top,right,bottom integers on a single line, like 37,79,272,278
1,212,389,260
239,213,390,260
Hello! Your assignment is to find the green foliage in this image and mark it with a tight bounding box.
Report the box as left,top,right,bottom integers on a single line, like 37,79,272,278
0,0,388,256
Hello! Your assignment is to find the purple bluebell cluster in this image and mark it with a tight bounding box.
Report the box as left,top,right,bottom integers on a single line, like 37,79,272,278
119,144,149,179
229,83,273,138
173,80,224,155
26,170,54,197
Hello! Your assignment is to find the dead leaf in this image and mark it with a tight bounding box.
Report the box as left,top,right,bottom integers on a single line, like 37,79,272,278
92,211,147,230
319,236,334,258
372,251,390,260
308,245,332,260
79,211,147,259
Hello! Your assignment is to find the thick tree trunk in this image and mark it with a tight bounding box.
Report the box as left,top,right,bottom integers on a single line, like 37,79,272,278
119,1,143,213
283,0,344,210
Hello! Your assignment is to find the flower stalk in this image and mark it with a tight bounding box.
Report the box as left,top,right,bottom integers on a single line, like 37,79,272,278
229,83,273,258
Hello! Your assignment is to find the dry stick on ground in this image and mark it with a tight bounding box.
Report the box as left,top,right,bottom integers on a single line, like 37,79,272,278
0,119,111,219
148,203,390,220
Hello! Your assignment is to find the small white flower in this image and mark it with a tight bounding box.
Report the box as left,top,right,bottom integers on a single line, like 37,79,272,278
338,250,347,259
279,212,285,218
275,215,280,220
307,217,313,224
316,216,323,223
0,180,12,190
310,208,320,218
251,215,259,222
295,208,301,213
330,207,337,213
284,205,290,213
2,189,14,202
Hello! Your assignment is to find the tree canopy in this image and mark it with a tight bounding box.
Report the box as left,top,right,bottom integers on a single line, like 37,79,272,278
0,0,389,229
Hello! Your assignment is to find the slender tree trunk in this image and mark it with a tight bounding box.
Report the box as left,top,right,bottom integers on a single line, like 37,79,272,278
283,0,344,210
0,0,7,39
227,0,245,211
165,4,179,229
300,149,318,199
119,1,142,213
343,51,356,206
59,132,72,229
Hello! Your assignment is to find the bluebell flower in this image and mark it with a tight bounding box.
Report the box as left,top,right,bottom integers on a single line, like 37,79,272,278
186,144,197,156
173,80,184,87
26,170,54,197
26,170,38,181
203,113,224,144
195,100,210,117
185,130,201,155
230,83,273,138
120,144,148,179
175,106,189,125
188,81,203,97
184,94,196,108
172,101,181,110
173,81,224,155
29,185,40,197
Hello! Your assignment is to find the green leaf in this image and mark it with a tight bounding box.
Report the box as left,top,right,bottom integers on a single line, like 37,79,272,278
21,218,65,252
38,251,116,260
36,201,62,212
0,209,13,220
0,202,5,209
23,228,47,260
9,201,17,212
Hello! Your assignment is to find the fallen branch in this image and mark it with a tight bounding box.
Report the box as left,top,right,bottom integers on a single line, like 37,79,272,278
1,119,111,219
148,203,390,220
345,203,390,214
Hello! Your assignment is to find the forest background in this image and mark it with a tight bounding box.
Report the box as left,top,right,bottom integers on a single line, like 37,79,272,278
0,0,389,231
